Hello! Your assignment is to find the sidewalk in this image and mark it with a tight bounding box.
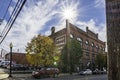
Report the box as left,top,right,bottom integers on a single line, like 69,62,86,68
0,73,9,80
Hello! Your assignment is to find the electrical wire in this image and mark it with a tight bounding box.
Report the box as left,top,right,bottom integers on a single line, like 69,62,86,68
1,0,21,36
0,0,26,44
1,0,12,25
1,0,20,36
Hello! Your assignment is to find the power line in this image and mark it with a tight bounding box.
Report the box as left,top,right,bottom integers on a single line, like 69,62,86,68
1,0,20,36
0,0,12,25
0,0,26,44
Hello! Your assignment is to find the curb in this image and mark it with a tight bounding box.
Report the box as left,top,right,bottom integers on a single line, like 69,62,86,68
12,71,32,74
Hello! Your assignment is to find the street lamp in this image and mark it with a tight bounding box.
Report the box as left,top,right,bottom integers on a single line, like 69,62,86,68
9,42,13,77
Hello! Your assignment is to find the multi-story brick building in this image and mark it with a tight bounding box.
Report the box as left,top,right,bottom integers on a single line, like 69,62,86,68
49,22,106,69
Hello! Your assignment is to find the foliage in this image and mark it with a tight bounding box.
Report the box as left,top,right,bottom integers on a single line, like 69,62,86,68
61,38,83,72
26,35,60,67
95,53,107,70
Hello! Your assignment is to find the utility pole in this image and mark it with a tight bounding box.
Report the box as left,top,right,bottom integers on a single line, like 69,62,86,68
66,19,72,74
106,0,120,80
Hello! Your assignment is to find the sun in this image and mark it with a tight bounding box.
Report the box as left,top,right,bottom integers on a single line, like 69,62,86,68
59,1,78,22
62,7,77,20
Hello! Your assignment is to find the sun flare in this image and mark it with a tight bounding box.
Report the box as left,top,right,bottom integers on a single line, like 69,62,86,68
59,0,78,22
62,7,77,20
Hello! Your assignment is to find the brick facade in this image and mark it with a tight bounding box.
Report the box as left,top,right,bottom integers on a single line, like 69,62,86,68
49,22,105,68
5,52,29,65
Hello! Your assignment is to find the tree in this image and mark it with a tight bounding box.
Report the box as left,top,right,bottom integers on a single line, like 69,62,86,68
61,38,83,73
26,35,60,67
95,53,107,70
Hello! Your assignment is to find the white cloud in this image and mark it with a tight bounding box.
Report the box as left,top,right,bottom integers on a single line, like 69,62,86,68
1,0,59,52
8,6,13,15
76,19,106,42
12,0,18,3
44,30,51,36
0,20,7,33
94,0,105,9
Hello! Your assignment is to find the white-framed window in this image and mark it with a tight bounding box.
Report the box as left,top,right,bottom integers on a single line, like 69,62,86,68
96,45,98,48
77,37,82,46
70,34,73,38
77,37,82,42
85,40,89,45
91,42,94,47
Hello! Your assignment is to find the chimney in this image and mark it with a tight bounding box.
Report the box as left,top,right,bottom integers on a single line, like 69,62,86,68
96,33,98,39
51,26,55,35
86,26,89,34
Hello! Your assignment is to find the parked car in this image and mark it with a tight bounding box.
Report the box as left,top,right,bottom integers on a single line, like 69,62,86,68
92,69,101,74
32,67,59,78
79,69,92,75
0,59,4,66
92,68,107,74
0,61,10,68
7,64,27,70
101,69,107,74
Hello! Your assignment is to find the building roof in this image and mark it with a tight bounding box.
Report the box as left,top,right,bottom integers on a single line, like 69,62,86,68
49,22,105,44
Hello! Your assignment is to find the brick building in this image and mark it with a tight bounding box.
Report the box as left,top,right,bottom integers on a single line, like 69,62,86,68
5,52,29,65
49,22,106,69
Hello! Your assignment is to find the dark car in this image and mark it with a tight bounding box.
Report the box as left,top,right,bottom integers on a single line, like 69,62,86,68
92,69,101,74
10,64,27,70
32,67,59,78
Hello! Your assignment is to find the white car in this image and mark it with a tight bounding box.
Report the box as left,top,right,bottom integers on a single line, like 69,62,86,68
79,69,92,75
0,61,10,68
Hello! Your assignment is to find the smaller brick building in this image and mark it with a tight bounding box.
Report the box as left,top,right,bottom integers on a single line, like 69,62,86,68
5,52,29,65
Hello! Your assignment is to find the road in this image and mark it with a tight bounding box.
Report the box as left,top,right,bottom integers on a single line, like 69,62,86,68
2,74,107,80
0,68,107,80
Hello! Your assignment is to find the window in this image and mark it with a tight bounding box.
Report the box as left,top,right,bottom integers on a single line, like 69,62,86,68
70,34,73,38
96,45,98,48
85,40,89,45
77,37,82,42
86,52,89,56
77,37,82,46
96,45,99,52
91,42,94,47
85,40,89,50
103,48,105,51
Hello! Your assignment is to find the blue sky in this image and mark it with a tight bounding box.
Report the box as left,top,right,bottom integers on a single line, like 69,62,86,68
0,0,106,52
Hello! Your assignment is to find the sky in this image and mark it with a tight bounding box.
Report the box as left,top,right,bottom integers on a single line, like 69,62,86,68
0,0,106,53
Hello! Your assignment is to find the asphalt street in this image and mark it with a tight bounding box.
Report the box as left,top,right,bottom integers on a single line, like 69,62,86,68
2,74,107,80
0,68,107,80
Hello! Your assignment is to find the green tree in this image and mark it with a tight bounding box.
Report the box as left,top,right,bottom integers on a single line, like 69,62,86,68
61,38,83,73
95,53,107,70
26,35,60,67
